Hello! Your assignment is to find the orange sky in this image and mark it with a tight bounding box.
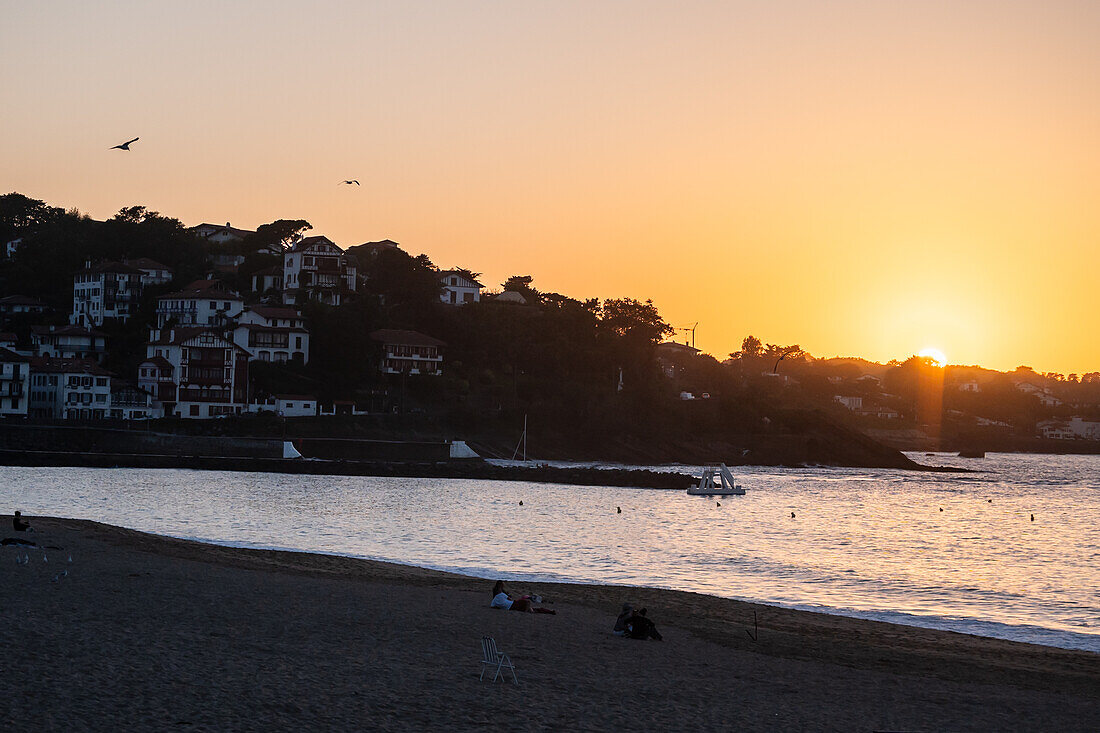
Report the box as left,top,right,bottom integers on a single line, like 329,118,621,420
2,1,1098,374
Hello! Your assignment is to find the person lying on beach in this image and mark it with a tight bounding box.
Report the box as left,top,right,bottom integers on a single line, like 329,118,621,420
490,580,557,614
613,603,634,636
624,608,662,641
12,511,31,532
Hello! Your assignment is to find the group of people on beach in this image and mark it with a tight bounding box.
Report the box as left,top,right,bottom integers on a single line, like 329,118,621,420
489,580,663,639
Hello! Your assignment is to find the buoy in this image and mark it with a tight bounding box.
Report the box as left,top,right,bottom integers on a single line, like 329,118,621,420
519,501,523,506
1031,514,1035,522
988,499,992,503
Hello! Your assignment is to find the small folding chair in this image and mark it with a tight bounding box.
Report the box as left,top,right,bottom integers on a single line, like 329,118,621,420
479,636,518,684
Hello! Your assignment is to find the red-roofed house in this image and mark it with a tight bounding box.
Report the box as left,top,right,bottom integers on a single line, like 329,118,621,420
155,280,244,328
141,327,250,419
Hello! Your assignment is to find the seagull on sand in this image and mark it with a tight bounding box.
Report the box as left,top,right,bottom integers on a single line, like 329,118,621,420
340,180,360,186
110,137,139,151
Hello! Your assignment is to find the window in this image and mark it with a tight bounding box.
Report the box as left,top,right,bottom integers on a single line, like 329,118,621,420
295,336,302,349
95,394,106,403
190,405,199,417
95,377,107,386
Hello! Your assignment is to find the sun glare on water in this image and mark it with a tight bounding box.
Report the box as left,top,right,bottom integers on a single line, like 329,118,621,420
918,347,947,367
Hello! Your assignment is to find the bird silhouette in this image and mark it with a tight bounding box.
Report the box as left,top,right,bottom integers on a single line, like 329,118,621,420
519,501,523,506
340,180,360,186
716,501,721,507
1031,514,1035,522
790,512,796,518
939,507,944,512
110,137,139,150
616,506,621,514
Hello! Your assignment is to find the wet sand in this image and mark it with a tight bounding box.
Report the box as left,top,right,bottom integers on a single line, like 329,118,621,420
2,517,1097,731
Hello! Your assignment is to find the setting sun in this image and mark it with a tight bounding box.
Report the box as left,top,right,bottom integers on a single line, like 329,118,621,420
918,348,948,367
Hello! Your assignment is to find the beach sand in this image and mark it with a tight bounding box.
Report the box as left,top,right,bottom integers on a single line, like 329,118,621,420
2,518,1097,732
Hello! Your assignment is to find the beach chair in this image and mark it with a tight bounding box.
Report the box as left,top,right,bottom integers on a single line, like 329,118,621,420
479,636,518,684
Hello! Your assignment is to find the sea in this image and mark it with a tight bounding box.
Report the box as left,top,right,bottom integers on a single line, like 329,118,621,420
2,452,1097,652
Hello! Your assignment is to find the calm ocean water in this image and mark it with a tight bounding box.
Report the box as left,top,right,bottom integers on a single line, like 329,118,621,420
2,453,1097,651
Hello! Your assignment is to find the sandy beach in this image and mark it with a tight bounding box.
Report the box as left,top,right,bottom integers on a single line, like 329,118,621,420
2,518,1097,732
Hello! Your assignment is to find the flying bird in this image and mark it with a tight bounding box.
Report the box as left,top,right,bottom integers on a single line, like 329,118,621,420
110,137,139,151
340,180,360,186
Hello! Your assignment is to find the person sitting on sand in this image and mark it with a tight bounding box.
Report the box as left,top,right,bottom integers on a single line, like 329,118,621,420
491,580,556,614
625,608,662,641
12,510,31,532
613,603,634,636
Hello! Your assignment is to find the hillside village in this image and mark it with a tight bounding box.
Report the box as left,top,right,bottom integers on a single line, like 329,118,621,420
0,192,1098,453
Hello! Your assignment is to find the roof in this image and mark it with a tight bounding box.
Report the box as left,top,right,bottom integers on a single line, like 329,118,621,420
191,223,255,239
287,235,341,253
492,291,528,305
123,257,172,272
0,347,29,363
31,325,106,338
29,356,113,376
235,324,308,334
0,294,46,306
79,261,146,276
158,280,242,301
246,306,300,321
140,355,173,370
369,329,446,347
439,270,484,287
657,341,700,354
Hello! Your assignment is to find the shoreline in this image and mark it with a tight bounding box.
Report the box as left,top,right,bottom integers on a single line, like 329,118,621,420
4,518,1098,730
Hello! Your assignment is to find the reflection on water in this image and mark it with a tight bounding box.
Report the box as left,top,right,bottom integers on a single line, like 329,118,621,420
2,452,1097,651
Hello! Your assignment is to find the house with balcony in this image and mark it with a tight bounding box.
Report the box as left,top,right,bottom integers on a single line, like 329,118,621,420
231,306,309,364
439,270,483,305
155,280,244,329
283,236,357,306
0,347,30,416
369,329,444,375
31,325,108,364
190,222,255,245
141,327,249,418
71,260,146,326
28,356,113,419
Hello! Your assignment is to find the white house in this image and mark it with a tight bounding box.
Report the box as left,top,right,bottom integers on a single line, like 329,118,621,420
155,280,244,328
834,395,863,411
1037,417,1100,440
71,260,146,326
283,236,357,306
249,394,317,417
956,379,981,393
140,327,250,419
28,356,113,420
4,237,23,259
439,270,483,305
0,347,30,416
369,329,444,375
231,306,309,364
1014,381,1062,407
31,325,108,363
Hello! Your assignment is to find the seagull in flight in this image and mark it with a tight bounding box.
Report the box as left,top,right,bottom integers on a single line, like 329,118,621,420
340,180,360,186
110,137,140,151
